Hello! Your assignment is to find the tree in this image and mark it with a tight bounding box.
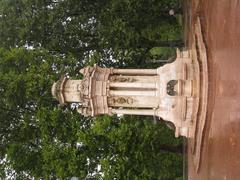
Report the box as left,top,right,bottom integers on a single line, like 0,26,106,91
0,48,95,178
82,115,183,179
0,0,184,178
0,0,183,65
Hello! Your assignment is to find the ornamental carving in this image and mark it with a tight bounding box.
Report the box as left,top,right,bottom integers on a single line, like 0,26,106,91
78,78,89,96
109,75,136,82
79,67,93,76
108,97,134,105
167,80,178,96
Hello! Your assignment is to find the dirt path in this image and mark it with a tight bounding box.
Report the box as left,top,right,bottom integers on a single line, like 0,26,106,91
188,0,240,179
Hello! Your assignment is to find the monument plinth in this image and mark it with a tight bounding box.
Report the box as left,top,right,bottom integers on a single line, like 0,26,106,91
52,49,200,137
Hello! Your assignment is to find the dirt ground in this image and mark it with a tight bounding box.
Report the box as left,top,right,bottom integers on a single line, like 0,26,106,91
187,0,240,179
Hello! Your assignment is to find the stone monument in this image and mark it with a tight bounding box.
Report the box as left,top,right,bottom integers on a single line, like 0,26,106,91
52,49,199,137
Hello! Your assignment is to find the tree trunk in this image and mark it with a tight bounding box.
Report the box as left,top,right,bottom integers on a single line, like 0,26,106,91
159,144,183,154
157,40,184,48
139,38,184,48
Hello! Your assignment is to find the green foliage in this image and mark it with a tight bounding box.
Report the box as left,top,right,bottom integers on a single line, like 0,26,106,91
0,0,183,67
0,48,91,178
150,47,176,60
0,0,184,179
90,116,183,179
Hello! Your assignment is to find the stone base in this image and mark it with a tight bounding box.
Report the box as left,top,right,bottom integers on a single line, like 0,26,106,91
154,19,208,170
188,17,209,172
156,47,201,138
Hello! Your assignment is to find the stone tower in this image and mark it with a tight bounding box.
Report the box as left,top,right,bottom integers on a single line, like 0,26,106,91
51,49,199,137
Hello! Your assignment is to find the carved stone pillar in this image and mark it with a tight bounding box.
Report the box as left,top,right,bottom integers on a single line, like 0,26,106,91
109,75,159,83
112,69,157,75
109,90,157,96
109,82,157,89
111,108,157,116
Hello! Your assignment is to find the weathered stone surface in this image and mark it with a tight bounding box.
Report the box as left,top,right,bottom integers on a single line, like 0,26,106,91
52,50,200,138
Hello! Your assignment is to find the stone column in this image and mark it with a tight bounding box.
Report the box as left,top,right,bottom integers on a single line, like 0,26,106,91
111,108,157,116
109,75,159,83
109,90,157,96
109,82,157,89
112,69,157,75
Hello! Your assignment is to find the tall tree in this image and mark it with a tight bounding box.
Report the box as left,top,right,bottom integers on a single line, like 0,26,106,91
82,115,183,179
0,0,182,64
0,0,184,178
0,48,95,178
